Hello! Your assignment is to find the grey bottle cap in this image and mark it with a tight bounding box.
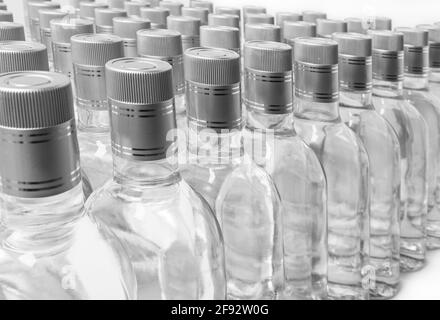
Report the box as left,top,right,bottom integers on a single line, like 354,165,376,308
39,9,68,30
190,0,213,13
276,12,302,27
113,17,151,39
95,8,127,27
0,41,49,73
372,17,392,31
184,47,241,130
244,41,293,114
0,3,7,10
245,23,281,42
208,14,239,28
215,6,241,18
124,1,150,16
140,7,170,27
293,37,339,103
0,71,80,198
71,33,124,66
345,18,367,34
159,1,183,16
284,21,316,43
167,15,200,36
200,26,240,51
417,24,440,68
396,27,429,75
108,0,125,9
317,19,348,38
0,22,25,41
182,7,209,25
28,2,61,20
243,6,266,15
79,2,108,20
0,10,13,22
333,32,372,91
106,57,176,161
245,13,274,25
51,17,94,44
302,11,327,23
370,30,404,82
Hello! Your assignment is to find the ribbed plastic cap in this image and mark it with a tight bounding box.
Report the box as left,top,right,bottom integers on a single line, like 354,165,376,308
29,2,61,20
276,12,302,26
51,17,94,43
200,26,240,51
39,9,68,29
245,23,281,42
395,27,429,75
113,17,151,39
317,19,347,37
182,7,209,25
0,10,13,22
284,21,316,41
167,15,200,36
370,30,404,51
184,47,240,85
302,10,326,23
395,27,429,47
159,1,183,16
71,33,124,66
243,6,266,15
137,28,182,57
0,3,7,11
79,2,108,19
215,6,241,18
0,41,49,73
333,32,372,56
245,13,274,25
140,7,170,26
208,14,239,28
108,0,125,9
0,22,25,41
191,0,213,13
95,8,127,26
245,41,292,72
345,17,367,34
417,24,440,43
373,17,392,31
106,57,173,104
124,1,150,16
294,37,338,65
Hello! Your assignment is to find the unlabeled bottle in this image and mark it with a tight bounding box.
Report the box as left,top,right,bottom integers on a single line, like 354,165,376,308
140,7,170,29
113,16,150,57
190,0,214,13
396,27,440,251
302,11,326,23
0,10,13,22
334,32,401,298
94,8,127,34
137,29,185,125
0,41,49,73
243,41,327,300
124,1,150,17
182,7,209,26
167,15,200,51
28,1,60,42
316,19,347,38
84,57,226,300
71,34,124,191
39,9,68,67
51,17,94,78
245,23,281,42
293,38,370,300
370,30,428,271
159,1,183,16
181,47,283,300
208,13,240,28
200,25,240,52
0,71,136,300
0,22,25,41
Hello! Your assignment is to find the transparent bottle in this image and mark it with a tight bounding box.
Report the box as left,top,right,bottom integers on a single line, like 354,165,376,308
71,34,124,191
0,71,135,300
180,48,284,300
84,57,226,300
242,41,327,300
370,30,428,271
334,33,401,299
292,38,370,300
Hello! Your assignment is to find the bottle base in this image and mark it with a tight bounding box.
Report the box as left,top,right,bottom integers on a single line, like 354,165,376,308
227,280,279,300
327,283,369,300
370,282,400,300
427,235,440,250
400,255,426,272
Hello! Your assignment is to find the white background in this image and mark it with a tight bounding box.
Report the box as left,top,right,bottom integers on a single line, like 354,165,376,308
3,0,440,300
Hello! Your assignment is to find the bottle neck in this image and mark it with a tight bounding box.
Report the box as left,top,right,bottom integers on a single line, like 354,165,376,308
0,184,84,254
372,79,404,99
77,106,110,133
403,73,429,90
339,88,373,109
294,97,340,122
429,67,440,83
245,108,294,133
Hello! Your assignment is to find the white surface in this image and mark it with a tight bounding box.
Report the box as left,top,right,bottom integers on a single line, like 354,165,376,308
3,0,440,300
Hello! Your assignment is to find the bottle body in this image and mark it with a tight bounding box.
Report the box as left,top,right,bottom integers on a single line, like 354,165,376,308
373,83,428,271
40,27,54,68
340,95,401,299
0,184,136,300
53,41,74,78
294,100,370,300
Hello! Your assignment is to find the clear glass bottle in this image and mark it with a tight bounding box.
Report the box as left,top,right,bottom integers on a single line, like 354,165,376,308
334,33,401,299
71,34,124,192
180,48,284,300
84,57,226,300
0,71,135,300
292,38,370,300
242,41,327,300
370,30,429,271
